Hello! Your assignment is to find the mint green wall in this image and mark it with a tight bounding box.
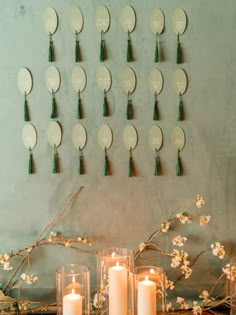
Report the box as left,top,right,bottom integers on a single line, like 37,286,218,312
0,0,234,301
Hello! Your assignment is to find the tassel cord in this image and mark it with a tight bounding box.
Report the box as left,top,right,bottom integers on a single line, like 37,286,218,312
77,90,81,119
53,145,58,174
100,31,105,62
78,147,83,175
127,30,132,62
49,32,54,62
103,90,108,117
154,149,159,176
51,90,56,119
176,33,181,64
176,149,181,176
128,148,133,177
153,93,158,121
75,32,80,62
104,147,108,176
126,92,132,120
28,147,33,174
24,92,29,122
177,93,183,121
155,33,159,63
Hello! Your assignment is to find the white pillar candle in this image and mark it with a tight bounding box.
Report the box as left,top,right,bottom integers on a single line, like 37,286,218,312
108,263,128,315
63,289,82,315
138,276,156,315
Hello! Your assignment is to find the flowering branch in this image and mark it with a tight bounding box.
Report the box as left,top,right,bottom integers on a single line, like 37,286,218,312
0,186,93,301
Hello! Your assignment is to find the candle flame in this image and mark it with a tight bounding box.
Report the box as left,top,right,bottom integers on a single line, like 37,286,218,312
116,262,120,267
145,276,149,281
72,276,75,283
72,289,75,295
112,251,116,258
150,268,155,274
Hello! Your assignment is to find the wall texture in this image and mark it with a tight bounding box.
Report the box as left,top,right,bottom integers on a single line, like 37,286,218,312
0,0,235,303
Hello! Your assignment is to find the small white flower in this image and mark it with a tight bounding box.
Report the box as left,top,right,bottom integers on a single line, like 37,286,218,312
93,292,105,309
180,262,192,279
161,221,170,232
165,302,173,312
48,232,57,242
176,297,189,310
199,290,213,303
176,213,192,224
65,240,71,247
195,195,205,208
222,263,236,280
211,242,225,259
3,262,13,271
199,215,211,226
172,235,187,247
21,273,38,284
166,280,175,290
192,301,202,315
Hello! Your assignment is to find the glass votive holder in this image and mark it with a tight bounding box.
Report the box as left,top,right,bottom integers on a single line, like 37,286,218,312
97,247,135,315
56,264,90,315
134,266,166,315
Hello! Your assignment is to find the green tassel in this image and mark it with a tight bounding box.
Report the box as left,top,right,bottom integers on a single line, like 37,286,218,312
78,150,83,175
24,95,29,121
128,153,133,177
51,94,56,119
103,91,108,117
100,31,105,62
153,94,158,121
176,34,181,64
28,150,33,174
177,95,183,121
154,155,159,176
155,35,159,63
127,32,132,62
126,96,132,120
49,34,54,62
75,39,80,62
104,151,108,176
53,148,58,174
176,150,181,176
77,92,81,119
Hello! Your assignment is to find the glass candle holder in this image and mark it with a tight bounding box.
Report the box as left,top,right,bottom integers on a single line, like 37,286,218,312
56,264,90,315
97,247,135,315
134,266,166,315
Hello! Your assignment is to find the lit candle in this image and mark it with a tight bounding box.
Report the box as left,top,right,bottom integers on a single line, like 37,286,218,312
63,289,82,315
108,262,128,315
138,276,156,315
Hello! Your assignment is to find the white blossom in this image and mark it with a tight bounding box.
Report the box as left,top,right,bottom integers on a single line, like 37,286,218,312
0,253,12,270
199,290,214,304
176,297,189,310
199,215,211,226
48,232,57,242
176,213,192,224
180,262,192,279
195,195,205,208
171,249,189,268
172,235,187,247
211,242,225,259
192,301,202,315
161,221,170,232
21,273,38,284
222,263,236,280
165,302,173,312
